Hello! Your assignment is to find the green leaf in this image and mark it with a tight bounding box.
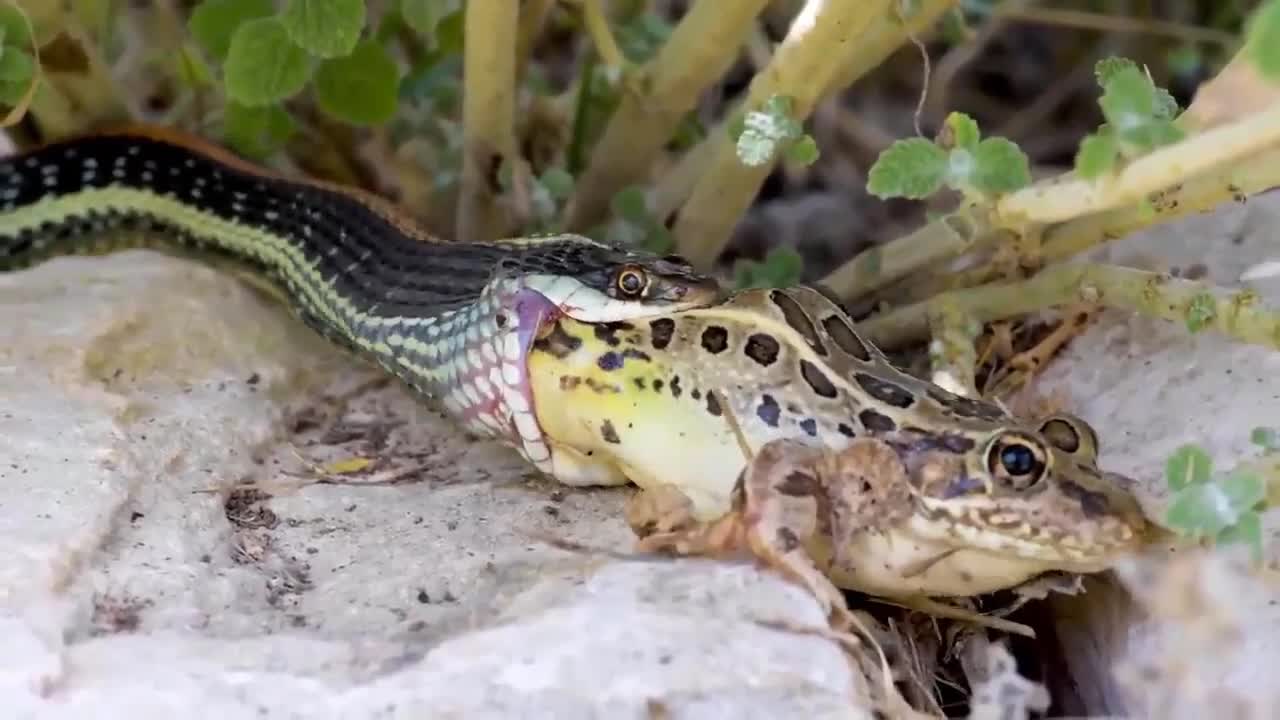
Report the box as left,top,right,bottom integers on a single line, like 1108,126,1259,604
736,95,804,167
400,0,449,38
0,48,33,105
0,45,32,82
1165,443,1213,491
946,147,975,186
732,246,804,290
1094,57,1138,88
784,135,820,166
611,185,650,224
970,137,1031,194
726,110,746,142
1075,131,1118,179
0,4,32,52
433,7,465,55
281,0,366,58
617,12,673,63
1153,87,1180,121
1216,510,1264,564
866,138,948,199
1165,484,1236,537
1185,292,1217,333
223,101,296,159
1247,0,1280,80
1099,66,1157,132
1120,119,1185,150
314,39,400,126
1251,426,1280,451
188,0,274,62
539,167,574,200
943,111,980,150
761,245,803,286
1221,471,1266,514
224,17,313,107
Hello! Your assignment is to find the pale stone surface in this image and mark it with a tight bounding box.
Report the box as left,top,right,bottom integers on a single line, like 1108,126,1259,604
0,251,866,719
1025,190,1280,718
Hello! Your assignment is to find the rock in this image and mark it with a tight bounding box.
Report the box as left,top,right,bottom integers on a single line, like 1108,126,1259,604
1023,190,1280,718
0,251,866,719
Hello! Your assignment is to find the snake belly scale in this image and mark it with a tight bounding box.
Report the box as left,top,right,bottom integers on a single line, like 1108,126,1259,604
0,127,721,477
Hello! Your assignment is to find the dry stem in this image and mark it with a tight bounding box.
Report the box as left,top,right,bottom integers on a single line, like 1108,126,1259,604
856,262,1280,352
457,0,518,243
995,100,1280,227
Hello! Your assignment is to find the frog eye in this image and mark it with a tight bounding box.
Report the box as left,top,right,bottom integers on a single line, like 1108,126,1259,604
1038,414,1099,461
986,432,1049,491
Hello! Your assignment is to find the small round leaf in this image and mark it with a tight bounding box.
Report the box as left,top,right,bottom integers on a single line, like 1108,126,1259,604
281,0,366,58
224,17,313,106
314,39,400,126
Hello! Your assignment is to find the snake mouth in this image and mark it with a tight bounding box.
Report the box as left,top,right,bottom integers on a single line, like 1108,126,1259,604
501,288,567,466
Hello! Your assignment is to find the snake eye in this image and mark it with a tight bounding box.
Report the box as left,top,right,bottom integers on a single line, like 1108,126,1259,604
986,433,1048,490
614,267,648,298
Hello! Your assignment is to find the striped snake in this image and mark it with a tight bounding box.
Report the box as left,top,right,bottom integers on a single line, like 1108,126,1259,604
0,126,721,475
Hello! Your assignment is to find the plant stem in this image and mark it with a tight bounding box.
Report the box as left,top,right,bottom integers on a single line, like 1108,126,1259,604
515,0,556,83
927,301,982,398
576,0,630,73
820,207,1007,301
856,262,1280,352
995,100,1280,227
563,0,769,232
457,0,518,243
1040,144,1280,264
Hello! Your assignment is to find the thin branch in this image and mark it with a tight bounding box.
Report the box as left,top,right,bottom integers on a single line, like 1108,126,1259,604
995,100,1280,227
856,263,1280,352
819,208,1008,301
576,0,630,74
993,6,1241,48
563,0,770,232
457,0,519,243
515,0,556,84
1040,144,1280,265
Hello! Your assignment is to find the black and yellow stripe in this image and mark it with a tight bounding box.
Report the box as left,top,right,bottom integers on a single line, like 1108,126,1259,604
0,126,721,474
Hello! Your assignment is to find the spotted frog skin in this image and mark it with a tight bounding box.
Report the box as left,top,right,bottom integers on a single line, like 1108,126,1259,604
526,285,1148,601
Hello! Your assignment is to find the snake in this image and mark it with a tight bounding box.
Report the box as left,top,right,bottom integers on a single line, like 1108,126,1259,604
0,125,722,475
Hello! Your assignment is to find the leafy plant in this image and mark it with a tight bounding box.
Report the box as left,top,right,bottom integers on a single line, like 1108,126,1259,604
731,95,821,168
1074,59,1183,180
188,0,404,156
1162,431,1277,564
866,111,1029,201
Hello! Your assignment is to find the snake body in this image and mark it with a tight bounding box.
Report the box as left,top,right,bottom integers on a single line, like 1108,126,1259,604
0,127,721,471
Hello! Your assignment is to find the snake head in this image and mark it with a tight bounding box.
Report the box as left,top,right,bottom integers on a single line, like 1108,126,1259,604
519,239,722,322
601,253,722,306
